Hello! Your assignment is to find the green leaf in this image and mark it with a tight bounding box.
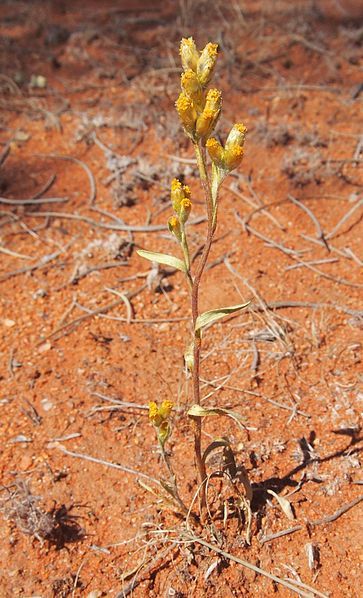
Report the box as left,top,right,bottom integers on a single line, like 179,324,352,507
195,301,251,331
137,249,186,272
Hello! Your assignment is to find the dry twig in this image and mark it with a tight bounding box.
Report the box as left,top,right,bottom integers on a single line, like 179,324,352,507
185,534,328,598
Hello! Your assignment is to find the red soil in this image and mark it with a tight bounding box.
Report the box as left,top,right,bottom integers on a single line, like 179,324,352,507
0,1,362,596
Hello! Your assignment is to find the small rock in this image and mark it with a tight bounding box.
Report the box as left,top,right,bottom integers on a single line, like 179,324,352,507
30,74,47,88
33,288,47,299
10,435,32,443
3,319,16,327
38,341,51,353
41,398,54,412
14,130,30,142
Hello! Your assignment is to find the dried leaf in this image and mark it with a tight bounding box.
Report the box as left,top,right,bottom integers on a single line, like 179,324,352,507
202,438,231,465
188,404,248,431
236,466,253,503
267,489,295,520
137,249,186,272
195,301,250,331
184,341,194,371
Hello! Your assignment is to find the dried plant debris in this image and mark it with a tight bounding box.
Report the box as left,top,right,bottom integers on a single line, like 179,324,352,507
282,148,335,187
98,142,196,208
78,233,133,262
305,542,320,572
254,122,294,147
254,121,327,149
0,479,85,547
52,574,84,598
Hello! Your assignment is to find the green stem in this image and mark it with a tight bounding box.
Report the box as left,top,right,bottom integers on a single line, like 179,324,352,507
181,228,193,291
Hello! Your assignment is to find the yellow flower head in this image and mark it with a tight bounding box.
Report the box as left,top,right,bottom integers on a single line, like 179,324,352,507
149,401,162,426
206,137,225,168
225,123,247,150
195,89,222,141
224,145,244,171
168,215,182,241
179,197,192,224
205,88,222,111
171,178,183,209
181,69,200,97
182,184,191,199
148,400,174,429
175,92,197,138
207,122,246,172
169,215,179,228
171,178,191,214
179,37,199,72
159,400,173,419
197,42,219,86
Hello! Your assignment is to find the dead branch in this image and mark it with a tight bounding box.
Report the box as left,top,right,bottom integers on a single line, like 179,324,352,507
36,154,97,204
27,210,206,232
185,534,327,598
288,194,329,249
52,444,160,486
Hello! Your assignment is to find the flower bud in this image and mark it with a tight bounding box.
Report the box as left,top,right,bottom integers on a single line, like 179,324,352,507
207,124,247,173
179,197,192,224
223,144,244,171
225,123,247,150
170,178,190,214
206,137,225,169
181,69,203,107
149,401,163,427
197,42,218,86
149,400,174,429
170,178,183,212
168,215,182,241
195,88,222,141
224,123,247,171
159,400,173,419
175,92,197,138
180,37,199,72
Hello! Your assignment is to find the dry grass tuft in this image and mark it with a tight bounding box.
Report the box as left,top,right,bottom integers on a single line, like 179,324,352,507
0,479,85,547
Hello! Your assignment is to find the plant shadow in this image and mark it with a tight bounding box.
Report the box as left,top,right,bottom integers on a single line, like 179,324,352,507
250,430,363,512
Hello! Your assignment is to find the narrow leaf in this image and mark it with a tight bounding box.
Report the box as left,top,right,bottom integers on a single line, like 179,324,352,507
195,301,250,331
202,438,231,465
137,249,186,273
188,405,219,417
267,489,295,520
187,404,254,432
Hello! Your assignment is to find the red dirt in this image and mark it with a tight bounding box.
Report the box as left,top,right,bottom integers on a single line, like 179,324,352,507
0,1,362,596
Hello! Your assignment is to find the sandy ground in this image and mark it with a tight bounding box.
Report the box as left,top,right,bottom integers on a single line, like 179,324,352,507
0,1,362,596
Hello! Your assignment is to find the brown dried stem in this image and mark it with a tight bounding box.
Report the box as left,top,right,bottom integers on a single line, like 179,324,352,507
190,142,216,513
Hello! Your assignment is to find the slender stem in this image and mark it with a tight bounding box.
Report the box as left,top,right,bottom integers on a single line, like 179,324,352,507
190,142,217,512
181,228,193,292
181,228,190,271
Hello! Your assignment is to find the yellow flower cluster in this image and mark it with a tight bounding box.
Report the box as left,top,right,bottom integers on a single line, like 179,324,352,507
176,38,221,142
149,400,174,447
149,400,173,426
176,38,247,173
206,123,247,172
168,178,192,240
